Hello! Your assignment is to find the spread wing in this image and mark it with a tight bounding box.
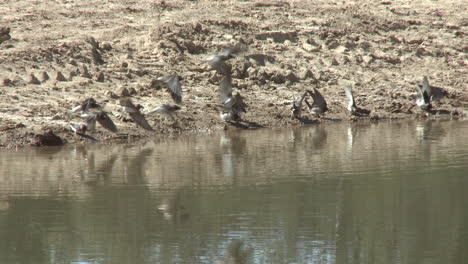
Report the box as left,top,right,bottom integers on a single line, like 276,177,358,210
129,112,153,131
417,84,430,105
422,76,431,99
219,75,233,103
309,88,327,110
344,85,355,108
96,111,118,132
160,75,182,104
217,46,241,59
207,55,229,75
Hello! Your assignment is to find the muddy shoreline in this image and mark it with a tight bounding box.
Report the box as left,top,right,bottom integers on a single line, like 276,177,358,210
1,0,467,149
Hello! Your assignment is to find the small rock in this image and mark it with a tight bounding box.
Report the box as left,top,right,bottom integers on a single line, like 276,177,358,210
334,45,348,54
405,36,424,45
128,87,137,96
34,131,66,147
121,61,128,68
68,70,78,80
2,78,12,86
56,71,67,81
270,72,285,84
95,72,104,82
284,71,299,83
302,42,320,52
336,55,351,64
28,73,41,85
0,27,11,44
51,114,62,120
81,65,92,78
118,87,130,97
105,90,119,99
300,69,314,80
329,57,339,66
101,42,112,51
69,59,78,66
362,55,374,65
40,71,49,82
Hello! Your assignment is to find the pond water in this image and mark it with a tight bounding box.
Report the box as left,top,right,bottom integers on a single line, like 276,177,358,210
0,120,467,264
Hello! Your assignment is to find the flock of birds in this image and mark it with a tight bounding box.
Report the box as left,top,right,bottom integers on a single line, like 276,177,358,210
68,45,448,141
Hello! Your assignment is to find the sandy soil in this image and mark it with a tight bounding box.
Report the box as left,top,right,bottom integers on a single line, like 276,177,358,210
0,0,467,148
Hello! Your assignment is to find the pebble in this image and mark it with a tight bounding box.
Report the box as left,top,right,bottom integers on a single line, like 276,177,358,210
2,78,12,86
56,71,67,81
28,73,41,85
40,71,49,82
95,72,105,82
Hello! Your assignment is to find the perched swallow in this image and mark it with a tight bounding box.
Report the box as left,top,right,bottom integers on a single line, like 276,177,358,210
206,46,241,75
305,88,328,116
119,98,154,131
291,92,308,119
148,104,181,120
157,74,183,104
218,75,247,121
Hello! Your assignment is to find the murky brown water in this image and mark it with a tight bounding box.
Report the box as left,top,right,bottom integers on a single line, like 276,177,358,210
1,120,468,264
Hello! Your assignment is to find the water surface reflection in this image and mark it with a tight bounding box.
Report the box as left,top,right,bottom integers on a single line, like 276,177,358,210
0,120,467,264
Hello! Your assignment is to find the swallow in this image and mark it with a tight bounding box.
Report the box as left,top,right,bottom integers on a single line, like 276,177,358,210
119,97,154,130
343,85,371,116
218,75,247,121
291,92,308,119
416,78,431,111
305,88,328,116
156,74,183,104
148,104,181,120
69,98,100,113
419,76,447,103
206,46,241,75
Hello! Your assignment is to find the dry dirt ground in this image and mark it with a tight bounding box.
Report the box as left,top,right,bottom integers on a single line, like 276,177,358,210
0,0,467,149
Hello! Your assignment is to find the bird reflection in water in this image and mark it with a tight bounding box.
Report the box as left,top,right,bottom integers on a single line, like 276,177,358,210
157,188,190,223
219,132,247,178
217,239,252,264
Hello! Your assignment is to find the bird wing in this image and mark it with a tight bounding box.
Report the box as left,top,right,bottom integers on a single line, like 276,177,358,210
344,85,355,108
219,75,233,103
129,112,154,131
308,88,327,110
218,46,241,59
207,56,229,75
96,111,118,132
422,76,431,99
416,84,430,105
161,75,182,104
